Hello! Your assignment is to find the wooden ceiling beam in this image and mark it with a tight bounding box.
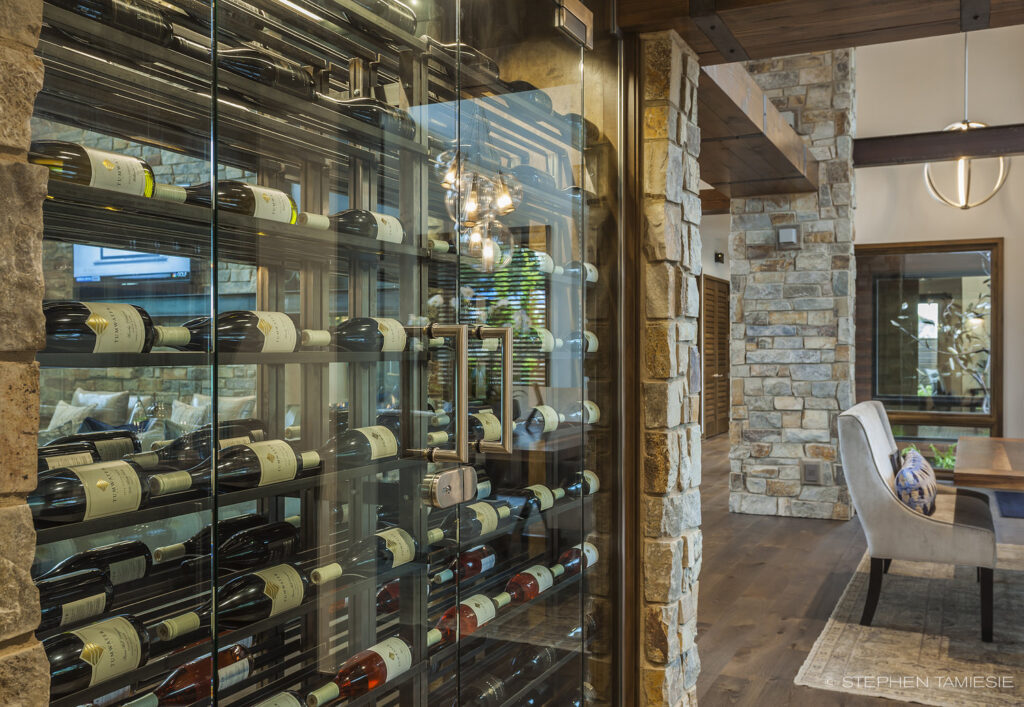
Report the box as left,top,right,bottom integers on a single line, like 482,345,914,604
700,188,731,214
689,0,751,61
853,123,1024,167
961,0,991,30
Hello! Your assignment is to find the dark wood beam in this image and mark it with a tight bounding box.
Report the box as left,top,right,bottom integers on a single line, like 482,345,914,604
700,188,731,214
853,123,1024,167
961,0,991,29
690,0,751,60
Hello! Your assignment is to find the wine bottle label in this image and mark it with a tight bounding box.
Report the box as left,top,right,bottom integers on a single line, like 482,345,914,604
369,637,412,680
582,400,601,424
44,451,95,469
70,617,143,687
84,148,148,196
248,185,294,223
583,469,600,494
534,252,556,274
583,331,599,352
92,437,136,461
371,213,404,243
218,435,250,449
525,484,555,510
578,542,599,567
534,405,560,433
376,318,407,351
377,527,415,567
250,311,297,353
82,302,146,353
583,262,599,283
461,593,496,626
522,565,554,593
108,555,147,585
479,553,496,572
59,592,107,627
253,694,303,707
537,328,556,352
73,461,142,520
217,659,250,689
468,502,499,534
253,564,305,617
355,425,398,460
247,440,298,486
472,411,501,441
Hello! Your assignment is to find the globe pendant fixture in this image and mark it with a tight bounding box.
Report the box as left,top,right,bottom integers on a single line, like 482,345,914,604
922,35,1010,210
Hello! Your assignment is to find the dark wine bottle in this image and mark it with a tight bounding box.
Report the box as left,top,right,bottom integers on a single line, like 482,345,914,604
516,327,563,353
431,544,496,585
170,310,330,353
497,483,566,519
437,43,499,76
468,409,502,444
310,526,419,581
151,512,267,564
521,404,564,435
49,0,175,46
563,400,601,425
43,615,151,698
329,209,405,243
504,80,553,114
563,469,600,497
328,425,400,469
34,540,152,586
44,429,141,459
37,442,100,473
183,181,298,224
330,317,407,351
316,96,417,139
563,260,599,284
180,518,300,574
30,141,156,196
42,301,176,353
565,329,599,353
218,46,315,100
37,569,114,632
127,419,266,471
123,643,251,706
30,460,151,523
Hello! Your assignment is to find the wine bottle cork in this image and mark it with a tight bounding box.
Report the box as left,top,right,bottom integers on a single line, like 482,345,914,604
122,693,159,707
300,329,331,347
153,326,191,347
496,505,511,520
432,569,454,585
152,183,187,203
149,471,193,496
299,451,321,469
426,431,449,446
153,543,186,564
550,564,566,578
493,592,512,609
427,527,444,544
306,682,340,707
427,628,443,647
309,563,342,585
552,487,566,501
157,611,201,641
297,212,330,229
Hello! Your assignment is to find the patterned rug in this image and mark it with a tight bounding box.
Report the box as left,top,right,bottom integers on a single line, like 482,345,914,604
795,544,1024,705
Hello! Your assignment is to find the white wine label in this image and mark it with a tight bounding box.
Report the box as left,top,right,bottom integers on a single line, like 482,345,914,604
525,484,555,511
583,469,600,494
583,331,599,352
107,555,147,585
472,411,501,442
376,318,407,351
251,311,297,353
355,426,398,460
217,659,250,689
371,213,405,243
583,262,599,283
44,451,95,469
468,502,499,534
537,328,556,352
479,553,496,572
253,694,304,707
377,527,415,567
461,594,496,626
60,592,107,627
369,637,412,680
534,252,556,274
578,542,599,567
248,185,295,223
217,435,250,449
70,617,143,687
476,478,492,499
82,303,146,353
85,148,148,196
74,461,142,520
92,437,136,461
247,440,298,486
522,565,554,593
582,400,601,424
535,405,560,433
253,564,305,617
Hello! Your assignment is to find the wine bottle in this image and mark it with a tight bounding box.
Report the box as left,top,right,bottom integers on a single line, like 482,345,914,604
554,541,599,578
468,409,502,444
563,259,598,285
434,593,498,644
52,0,177,47
328,425,399,469
35,540,152,586
44,429,141,460
253,691,305,707
436,43,499,76
127,419,266,471
494,564,564,607
43,615,151,698
310,526,419,581
37,569,114,632
148,440,321,496
464,674,508,707
563,469,600,497
375,579,400,614
328,209,405,243
330,317,407,352
42,301,182,354
30,141,156,197
563,400,601,425
38,442,100,473
508,644,559,682
566,329,599,353
463,500,512,538
516,327,563,353
183,182,298,224
306,632,438,705
218,46,316,100
346,0,416,34
152,513,267,563
431,544,496,585
522,405,564,435
563,112,602,146
180,518,300,574
123,643,251,706
518,247,563,276
169,310,330,353
316,96,417,139
498,484,565,518
30,459,151,523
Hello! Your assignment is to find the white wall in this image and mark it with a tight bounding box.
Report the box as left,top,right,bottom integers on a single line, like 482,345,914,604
855,25,1024,435
701,214,731,281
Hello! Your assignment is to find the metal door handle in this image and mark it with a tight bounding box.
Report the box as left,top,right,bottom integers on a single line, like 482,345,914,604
712,373,724,378
473,326,513,456
409,323,468,464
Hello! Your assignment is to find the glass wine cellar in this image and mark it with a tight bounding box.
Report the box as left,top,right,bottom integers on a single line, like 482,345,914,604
30,0,622,704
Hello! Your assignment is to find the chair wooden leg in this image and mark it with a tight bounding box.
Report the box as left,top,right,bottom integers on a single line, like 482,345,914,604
883,558,892,574
861,557,885,627
980,567,993,643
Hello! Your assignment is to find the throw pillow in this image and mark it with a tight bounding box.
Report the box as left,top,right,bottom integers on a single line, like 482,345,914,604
895,450,938,516
72,388,130,426
171,399,209,432
191,393,256,423
46,400,97,433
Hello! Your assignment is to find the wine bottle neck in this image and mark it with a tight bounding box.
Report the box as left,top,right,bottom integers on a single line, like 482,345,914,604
308,682,341,707
153,325,191,347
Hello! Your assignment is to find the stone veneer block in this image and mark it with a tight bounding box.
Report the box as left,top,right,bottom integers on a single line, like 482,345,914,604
0,504,40,641
0,638,49,706
0,43,43,153
0,0,43,50
0,361,39,494
0,160,47,352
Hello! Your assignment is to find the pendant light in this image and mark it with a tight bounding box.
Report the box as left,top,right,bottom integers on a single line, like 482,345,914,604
923,33,1009,209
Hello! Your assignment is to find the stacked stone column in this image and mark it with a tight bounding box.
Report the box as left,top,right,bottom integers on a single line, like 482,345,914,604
638,31,702,707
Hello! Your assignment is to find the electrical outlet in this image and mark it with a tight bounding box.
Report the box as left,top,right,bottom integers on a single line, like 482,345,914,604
801,459,823,485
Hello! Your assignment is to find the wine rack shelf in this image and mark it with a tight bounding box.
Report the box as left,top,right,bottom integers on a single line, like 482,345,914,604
36,350,427,368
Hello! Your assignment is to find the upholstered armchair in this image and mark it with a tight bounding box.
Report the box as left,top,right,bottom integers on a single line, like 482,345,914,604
837,400,996,641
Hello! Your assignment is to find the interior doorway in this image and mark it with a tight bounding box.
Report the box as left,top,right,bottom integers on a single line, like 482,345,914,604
702,274,730,438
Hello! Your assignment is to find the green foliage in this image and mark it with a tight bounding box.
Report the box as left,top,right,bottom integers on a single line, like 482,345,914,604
929,443,957,471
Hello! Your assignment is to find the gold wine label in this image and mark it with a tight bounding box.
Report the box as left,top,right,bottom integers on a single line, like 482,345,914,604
101,158,116,171
86,313,110,336
257,317,273,337
79,642,104,665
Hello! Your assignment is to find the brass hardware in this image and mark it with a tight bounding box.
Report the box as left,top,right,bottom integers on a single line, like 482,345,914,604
407,324,468,463
473,326,513,455
420,465,478,508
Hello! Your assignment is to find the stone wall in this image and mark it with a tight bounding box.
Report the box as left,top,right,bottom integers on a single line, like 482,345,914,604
727,50,856,519
639,31,702,707
0,0,52,701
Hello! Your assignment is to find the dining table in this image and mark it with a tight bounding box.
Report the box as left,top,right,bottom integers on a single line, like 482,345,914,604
953,436,1024,491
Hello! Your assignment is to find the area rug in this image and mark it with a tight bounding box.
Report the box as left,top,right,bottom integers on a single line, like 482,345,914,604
994,491,1024,519
795,544,1024,706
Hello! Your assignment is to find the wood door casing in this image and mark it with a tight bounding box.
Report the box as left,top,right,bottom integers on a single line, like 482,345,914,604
702,275,730,438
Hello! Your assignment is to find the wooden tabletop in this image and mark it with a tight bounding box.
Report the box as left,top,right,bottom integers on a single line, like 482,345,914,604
954,436,1024,491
